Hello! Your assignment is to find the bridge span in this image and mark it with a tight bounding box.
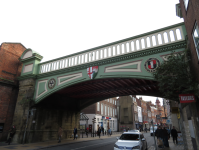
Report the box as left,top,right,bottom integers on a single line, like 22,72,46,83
13,22,186,143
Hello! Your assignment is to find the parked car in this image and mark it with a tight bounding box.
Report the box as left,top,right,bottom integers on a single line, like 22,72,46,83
114,131,148,150
150,126,157,136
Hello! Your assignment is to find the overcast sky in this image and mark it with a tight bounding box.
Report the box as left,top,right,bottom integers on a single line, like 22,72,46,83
0,0,183,104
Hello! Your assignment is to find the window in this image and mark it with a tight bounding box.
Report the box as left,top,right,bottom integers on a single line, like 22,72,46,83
105,105,107,115
110,107,112,116
183,0,189,10
113,100,114,104
193,22,199,59
108,106,109,116
101,104,103,115
97,102,100,111
110,98,112,103
113,108,114,116
115,100,116,105
115,108,117,115
108,99,109,102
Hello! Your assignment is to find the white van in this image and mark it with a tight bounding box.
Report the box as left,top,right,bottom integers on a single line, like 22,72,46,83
150,126,157,136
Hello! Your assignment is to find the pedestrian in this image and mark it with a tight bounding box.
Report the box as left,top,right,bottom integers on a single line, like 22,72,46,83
171,126,178,144
6,125,16,145
167,128,171,139
127,127,129,132
105,130,106,135
57,126,63,143
155,126,164,148
73,126,77,140
163,127,169,147
102,127,104,136
98,127,101,138
108,128,111,136
145,127,147,133
139,127,141,132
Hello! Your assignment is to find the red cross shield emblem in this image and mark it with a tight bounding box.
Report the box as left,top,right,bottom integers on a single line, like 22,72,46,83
87,66,98,79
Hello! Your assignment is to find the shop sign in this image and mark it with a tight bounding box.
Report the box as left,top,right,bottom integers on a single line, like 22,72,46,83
143,121,148,124
106,117,111,119
179,94,196,103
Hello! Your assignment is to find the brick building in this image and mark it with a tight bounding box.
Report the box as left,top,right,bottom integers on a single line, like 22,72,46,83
176,1,199,149
0,43,26,141
80,97,117,133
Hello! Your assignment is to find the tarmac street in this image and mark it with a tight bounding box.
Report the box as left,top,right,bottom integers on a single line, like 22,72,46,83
0,132,184,150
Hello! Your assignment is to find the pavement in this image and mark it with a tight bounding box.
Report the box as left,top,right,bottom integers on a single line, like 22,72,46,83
148,138,184,150
0,132,184,150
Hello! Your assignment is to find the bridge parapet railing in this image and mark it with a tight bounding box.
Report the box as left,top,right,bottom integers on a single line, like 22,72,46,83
39,23,185,74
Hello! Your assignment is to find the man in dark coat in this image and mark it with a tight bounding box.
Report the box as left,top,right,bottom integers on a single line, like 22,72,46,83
6,125,16,145
155,126,164,148
171,126,178,144
98,127,101,138
73,127,77,140
163,127,169,147
102,127,104,135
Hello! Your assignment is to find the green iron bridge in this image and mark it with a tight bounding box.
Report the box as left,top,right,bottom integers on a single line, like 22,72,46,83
13,22,187,143
18,22,186,108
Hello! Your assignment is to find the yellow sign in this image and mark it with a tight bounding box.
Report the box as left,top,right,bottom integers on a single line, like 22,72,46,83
171,107,179,113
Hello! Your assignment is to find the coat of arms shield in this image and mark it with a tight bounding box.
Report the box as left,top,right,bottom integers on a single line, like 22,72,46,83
87,66,98,79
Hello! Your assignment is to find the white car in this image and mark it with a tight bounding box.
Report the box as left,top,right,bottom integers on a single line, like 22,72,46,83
114,132,148,150
128,130,139,132
150,126,157,136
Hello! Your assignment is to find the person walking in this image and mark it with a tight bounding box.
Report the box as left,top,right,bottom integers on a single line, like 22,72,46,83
98,127,101,138
73,127,77,140
145,127,147,133
155,126,164,148
6,125,16,145
57,126,63,143
171,126,178,144
108,128,111,136
163,127,169,147
102,127,104,136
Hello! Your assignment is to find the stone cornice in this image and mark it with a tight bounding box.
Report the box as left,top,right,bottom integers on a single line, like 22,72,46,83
36,41,186,79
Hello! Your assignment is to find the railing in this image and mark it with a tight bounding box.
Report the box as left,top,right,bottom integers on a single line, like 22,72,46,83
39,24,185,74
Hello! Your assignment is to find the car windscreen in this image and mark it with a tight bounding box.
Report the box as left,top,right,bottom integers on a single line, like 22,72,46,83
119,134,139,140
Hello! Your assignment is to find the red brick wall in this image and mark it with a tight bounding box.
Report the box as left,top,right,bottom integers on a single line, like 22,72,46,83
0,43,26,83
0,43,26,141
180,0,199,81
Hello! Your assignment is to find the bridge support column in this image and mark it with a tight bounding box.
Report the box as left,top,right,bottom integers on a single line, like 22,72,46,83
12,78,80,143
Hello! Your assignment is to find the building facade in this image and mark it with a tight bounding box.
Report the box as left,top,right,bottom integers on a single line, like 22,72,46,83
176,1,199,149
80,97,118,133
0,43,26,141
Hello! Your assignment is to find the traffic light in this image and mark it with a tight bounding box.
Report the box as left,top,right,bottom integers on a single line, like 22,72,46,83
92,117,96,123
